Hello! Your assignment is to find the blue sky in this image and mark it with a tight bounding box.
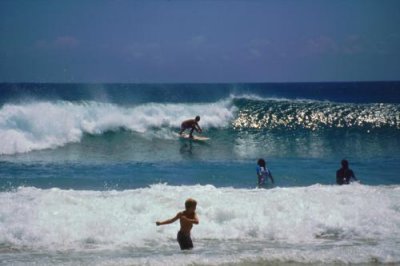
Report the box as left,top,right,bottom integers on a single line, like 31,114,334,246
0,0,399,83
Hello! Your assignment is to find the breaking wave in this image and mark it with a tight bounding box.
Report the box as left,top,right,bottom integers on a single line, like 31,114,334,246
1,96,399,155
0,184,399,264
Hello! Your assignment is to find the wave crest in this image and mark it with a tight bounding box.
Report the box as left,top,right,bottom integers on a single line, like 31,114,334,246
1,97,399,155
232,99,400,130
0,100,235,155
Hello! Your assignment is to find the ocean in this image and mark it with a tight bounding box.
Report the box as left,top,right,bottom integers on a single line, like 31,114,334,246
0,82,399,265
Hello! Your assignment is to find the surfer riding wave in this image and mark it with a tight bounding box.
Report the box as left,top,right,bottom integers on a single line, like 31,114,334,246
179,116,202,139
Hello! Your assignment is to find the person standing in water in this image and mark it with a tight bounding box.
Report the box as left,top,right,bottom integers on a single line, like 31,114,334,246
256,158,274,187
336,159,359,185
179,116,202,139
156,198,199,250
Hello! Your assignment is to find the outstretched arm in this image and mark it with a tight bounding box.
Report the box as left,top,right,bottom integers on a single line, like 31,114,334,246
156,212,181,226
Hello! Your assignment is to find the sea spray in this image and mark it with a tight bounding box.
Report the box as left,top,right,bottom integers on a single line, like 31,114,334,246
0,100,236,155
1,96,399,155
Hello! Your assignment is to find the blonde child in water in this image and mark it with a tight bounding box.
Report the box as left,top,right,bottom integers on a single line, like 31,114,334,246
156,198,199,250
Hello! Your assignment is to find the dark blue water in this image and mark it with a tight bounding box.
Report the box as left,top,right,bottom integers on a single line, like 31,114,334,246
2,82,400,104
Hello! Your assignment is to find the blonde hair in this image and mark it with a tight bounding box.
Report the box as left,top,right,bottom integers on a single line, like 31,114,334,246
185,198,197,210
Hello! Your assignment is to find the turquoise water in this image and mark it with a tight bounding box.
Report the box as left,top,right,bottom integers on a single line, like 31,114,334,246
0,82,400,265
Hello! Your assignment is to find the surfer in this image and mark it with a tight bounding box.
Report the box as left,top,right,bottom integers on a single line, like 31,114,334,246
179,116,202,139
256,158,274,187
156,198,199,250
336,159,359,185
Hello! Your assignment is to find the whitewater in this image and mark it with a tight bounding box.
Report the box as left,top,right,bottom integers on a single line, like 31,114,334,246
0,99,235,155
1,184,400,265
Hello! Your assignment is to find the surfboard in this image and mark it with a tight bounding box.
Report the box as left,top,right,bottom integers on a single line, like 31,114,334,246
179,133,210,141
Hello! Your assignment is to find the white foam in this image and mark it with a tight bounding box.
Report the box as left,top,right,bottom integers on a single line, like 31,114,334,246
0,184,399,264
0,100,236,154
229,93,319,103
